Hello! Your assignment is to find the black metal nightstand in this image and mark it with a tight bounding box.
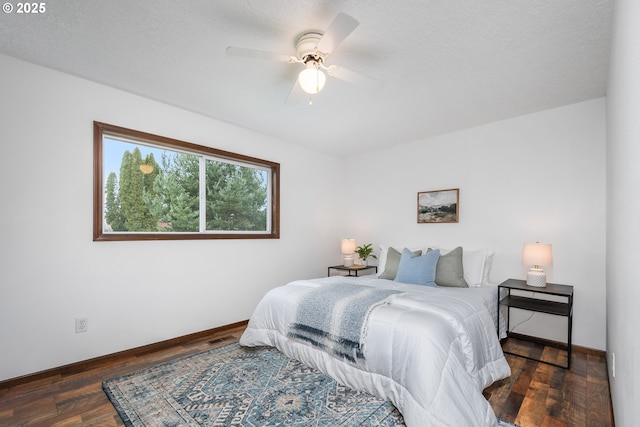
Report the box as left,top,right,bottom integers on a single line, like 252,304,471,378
328,265,378,277
498,278,574,369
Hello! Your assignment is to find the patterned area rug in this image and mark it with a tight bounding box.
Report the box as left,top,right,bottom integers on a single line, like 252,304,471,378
103,342,403,426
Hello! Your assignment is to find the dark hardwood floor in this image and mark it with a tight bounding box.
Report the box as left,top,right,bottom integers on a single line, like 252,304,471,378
0,328,613,426
485,338,614,427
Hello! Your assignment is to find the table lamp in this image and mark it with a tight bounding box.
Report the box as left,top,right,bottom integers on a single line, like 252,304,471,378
341,238,356,266
522,242,553,287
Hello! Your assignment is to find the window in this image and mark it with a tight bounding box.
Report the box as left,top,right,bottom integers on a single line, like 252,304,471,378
93,122,279,241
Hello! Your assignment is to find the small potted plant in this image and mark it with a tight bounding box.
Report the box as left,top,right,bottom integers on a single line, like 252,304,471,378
355,243,377,266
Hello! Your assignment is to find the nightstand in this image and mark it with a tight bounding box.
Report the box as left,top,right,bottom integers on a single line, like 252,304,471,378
498,278,573,369
328,265,378,277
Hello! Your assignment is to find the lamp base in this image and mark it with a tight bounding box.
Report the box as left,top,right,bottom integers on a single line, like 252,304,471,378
343,255,354,267
526,268,547,287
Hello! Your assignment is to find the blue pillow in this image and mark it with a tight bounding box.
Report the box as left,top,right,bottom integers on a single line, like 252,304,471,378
395,248,440,286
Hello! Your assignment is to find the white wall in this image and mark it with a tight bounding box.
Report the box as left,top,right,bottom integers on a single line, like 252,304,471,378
606,0,640,424
342,98,607,350
0,54,343,382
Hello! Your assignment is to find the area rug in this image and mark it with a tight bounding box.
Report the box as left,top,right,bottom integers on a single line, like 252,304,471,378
103,341,519,426
103,341,403,426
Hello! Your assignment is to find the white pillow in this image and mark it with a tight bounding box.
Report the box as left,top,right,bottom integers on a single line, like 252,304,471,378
463,249,487,286
482,251,495,285
440,248,494,287
377,245,391,276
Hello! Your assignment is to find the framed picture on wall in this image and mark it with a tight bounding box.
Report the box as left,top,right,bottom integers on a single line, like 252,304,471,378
417,189,459,223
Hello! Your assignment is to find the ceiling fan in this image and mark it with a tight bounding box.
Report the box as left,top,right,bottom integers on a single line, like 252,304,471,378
226,13,381,103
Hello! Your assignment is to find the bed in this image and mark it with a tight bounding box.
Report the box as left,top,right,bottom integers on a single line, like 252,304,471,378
240,247,511,426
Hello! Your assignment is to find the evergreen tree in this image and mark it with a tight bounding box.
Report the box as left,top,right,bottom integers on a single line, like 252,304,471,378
206,161,267,231
144,152,199,231
140,153,161,230
104,172,125,231
118,148,158,232
141,153,160,193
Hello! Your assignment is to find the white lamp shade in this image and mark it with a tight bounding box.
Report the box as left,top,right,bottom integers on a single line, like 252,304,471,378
298,64,326,94
522,243,553,267
341,238,356,254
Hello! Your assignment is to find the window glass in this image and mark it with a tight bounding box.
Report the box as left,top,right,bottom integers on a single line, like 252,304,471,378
205,158,270,232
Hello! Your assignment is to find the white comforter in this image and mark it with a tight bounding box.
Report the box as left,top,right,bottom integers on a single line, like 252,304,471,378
240,276,511,427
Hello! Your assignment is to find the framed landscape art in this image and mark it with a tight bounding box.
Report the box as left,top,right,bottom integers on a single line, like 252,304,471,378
417,189,459,223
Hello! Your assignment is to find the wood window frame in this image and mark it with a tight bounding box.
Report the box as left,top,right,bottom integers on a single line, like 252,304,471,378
93,121,280,241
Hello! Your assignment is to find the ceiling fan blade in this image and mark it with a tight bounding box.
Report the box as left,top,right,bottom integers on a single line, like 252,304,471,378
328,65,384,91
226,46,297,63
315,13,359,55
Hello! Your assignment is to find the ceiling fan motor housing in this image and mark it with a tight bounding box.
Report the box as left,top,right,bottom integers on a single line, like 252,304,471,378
296,32,324,63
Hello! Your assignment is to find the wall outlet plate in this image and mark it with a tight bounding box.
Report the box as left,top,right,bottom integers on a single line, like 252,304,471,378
75,317,88,333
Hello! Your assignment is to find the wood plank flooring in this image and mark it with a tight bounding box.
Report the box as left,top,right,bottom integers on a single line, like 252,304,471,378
485,338,614,426
0,329,613,426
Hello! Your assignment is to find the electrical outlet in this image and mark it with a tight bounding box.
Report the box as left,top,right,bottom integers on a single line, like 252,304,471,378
75,317,88,333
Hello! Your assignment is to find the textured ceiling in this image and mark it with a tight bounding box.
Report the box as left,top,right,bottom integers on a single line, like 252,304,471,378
0,0,612,156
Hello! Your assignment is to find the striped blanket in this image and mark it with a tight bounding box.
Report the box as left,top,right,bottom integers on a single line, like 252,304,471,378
287,283,402,362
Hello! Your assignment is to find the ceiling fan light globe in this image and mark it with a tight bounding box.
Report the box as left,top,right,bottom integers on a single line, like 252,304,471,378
298,67,326,94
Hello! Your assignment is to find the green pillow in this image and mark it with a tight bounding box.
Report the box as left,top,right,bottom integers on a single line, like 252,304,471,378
380,247,422,280
434,246,468,287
